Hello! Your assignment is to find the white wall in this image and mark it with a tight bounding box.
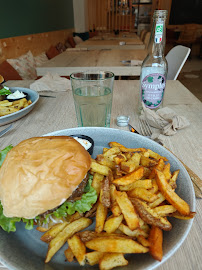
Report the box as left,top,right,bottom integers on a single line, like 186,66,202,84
73,0,89,33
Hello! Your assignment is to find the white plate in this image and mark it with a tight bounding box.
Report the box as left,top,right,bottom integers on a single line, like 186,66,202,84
0,87,39,126
0,127,195,270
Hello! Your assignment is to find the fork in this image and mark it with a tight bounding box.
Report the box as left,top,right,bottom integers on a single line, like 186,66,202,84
137,117,202,197
138,118,153,137
0,124,13,138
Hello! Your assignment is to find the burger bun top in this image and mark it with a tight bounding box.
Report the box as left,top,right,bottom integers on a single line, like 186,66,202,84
0,136,91,219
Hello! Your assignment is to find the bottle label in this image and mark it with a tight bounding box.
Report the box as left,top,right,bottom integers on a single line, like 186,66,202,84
155,23,163,43
141,73,166,109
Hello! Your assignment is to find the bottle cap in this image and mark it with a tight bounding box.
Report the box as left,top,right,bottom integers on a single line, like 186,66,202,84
116,115,130,127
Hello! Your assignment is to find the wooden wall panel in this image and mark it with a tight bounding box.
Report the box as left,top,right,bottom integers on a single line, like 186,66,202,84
0,29,73,64
88,0,135,33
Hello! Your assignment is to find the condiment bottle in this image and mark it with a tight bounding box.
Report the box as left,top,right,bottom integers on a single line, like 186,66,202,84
138,10,168,113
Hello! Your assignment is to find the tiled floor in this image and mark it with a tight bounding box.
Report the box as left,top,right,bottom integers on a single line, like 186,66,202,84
178,56,202,101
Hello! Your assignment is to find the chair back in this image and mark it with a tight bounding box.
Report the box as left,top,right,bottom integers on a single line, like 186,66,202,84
166,45,191,80
140,30,148,41
144,32,151,49
177,24,198,44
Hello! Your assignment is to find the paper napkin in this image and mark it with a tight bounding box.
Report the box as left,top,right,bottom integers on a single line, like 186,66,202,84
30,72,71,92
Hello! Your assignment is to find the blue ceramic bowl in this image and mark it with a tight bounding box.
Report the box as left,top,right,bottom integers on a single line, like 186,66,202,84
0,127,195,270
0,87,39,126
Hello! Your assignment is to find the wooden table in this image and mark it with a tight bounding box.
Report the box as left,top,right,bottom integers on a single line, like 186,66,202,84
91,32,139,40
37,49,147,76
0,80,202,270
76,39,145,50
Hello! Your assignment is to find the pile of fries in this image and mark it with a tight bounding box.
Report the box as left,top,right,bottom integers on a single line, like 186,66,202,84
38,142,195,270
0,98,32,117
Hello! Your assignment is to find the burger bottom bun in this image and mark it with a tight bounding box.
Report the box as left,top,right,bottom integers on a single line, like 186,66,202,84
0,136,91,219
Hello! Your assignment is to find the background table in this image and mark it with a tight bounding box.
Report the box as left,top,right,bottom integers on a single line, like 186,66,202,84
37,49,147,76
0,80,201,270
76,39,145,50
91,32,139,40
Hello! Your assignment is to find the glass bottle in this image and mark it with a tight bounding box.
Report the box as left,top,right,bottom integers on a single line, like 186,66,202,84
138,10,168,114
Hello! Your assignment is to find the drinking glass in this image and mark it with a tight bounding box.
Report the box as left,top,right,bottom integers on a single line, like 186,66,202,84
70,71,114,127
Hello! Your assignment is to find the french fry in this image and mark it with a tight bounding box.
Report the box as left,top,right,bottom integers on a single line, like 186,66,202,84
120,152,141,173
118,223,148,238
120,160,138,173
114,190,140,230
148,226,163,261
78,231,130,242
162,163,172,181
77,230,97,242
64,246,74,262
67,235,86,265
69,211,84,223
100,176,111,208
0,100,10,103
0,97,32,117
114,164,125,178
149,179,159,194
119,179,153,191
170,211,196,220
110,184,122,217
169,170,180,189
113,167,144,186
148,192,165,208
85,237,149,253
91,160,111,176
137,235,150,247
140,155,157,167
92,172,104,195
41,222,69,243
143,167,152,178
140,223,150,234
155,158,166,171
155,169,190,216
143,150,150,157
103,147,109,153
104,214,123,234
153,205,177,217
95,200,108,233
0,101,13,106
149,158,165,179
113,154,127,165
128,187,158,203
103,146,121,157
147,149,168,161
131,198,172,231
96,154,116,169
36,226,50,232
45,217,92,263
85,251,104,266
99,253,128,270
85,201,98,218
108,142,147,153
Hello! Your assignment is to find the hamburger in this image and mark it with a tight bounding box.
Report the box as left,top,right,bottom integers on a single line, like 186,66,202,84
0,136,97,232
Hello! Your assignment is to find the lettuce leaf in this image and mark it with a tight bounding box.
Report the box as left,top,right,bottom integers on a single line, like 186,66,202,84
52,175,97,217
0,87,11,96
0,145,21,232
0,201,21,232
0,145,13,167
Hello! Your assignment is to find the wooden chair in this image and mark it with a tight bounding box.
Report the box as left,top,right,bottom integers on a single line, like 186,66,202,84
144,32,151,49
140,29,148,41
176,24,198,51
